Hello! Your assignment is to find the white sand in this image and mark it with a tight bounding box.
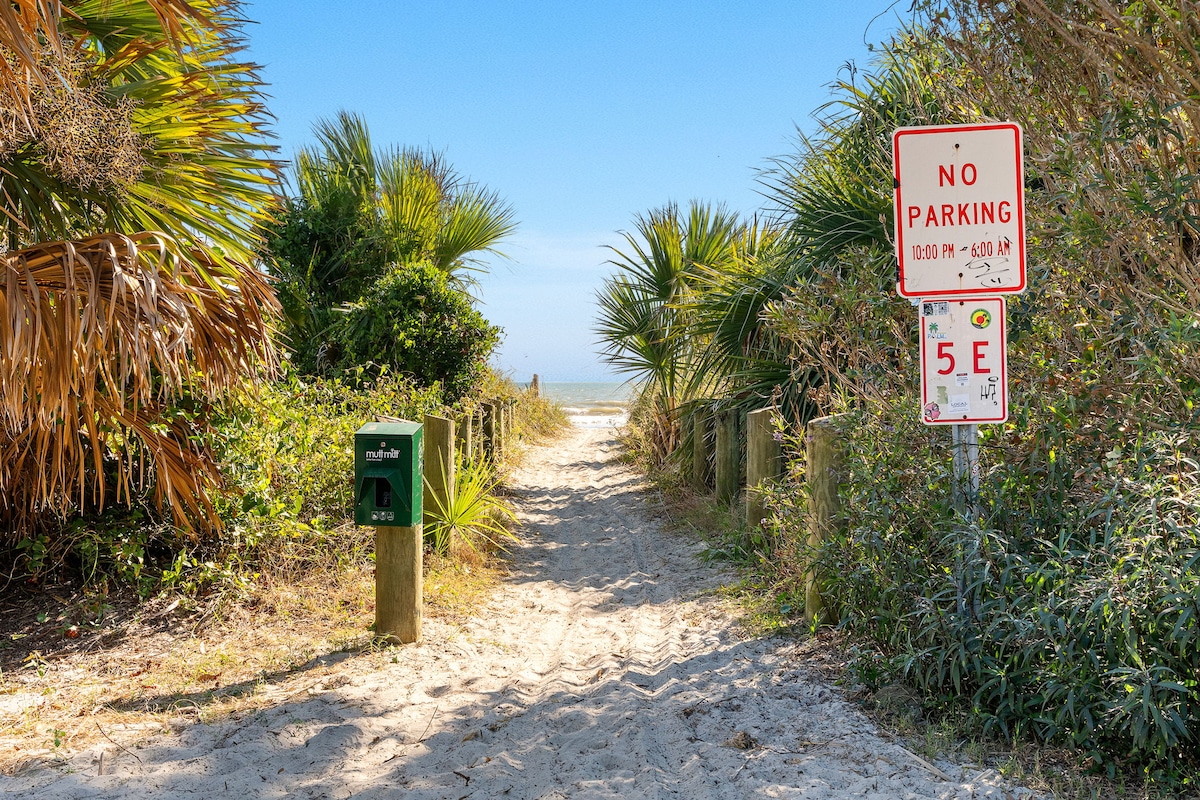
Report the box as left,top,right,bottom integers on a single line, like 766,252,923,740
3,427,1040,799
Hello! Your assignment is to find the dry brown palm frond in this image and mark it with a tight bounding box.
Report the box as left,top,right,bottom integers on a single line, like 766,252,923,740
0,2,63,117
0,231,279,536
0,395,223,535
0,0,213,131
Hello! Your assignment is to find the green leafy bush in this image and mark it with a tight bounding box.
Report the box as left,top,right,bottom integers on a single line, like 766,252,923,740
14,510,177,598
785,402,1200,777
332,261,500,401
6,368,445,593
259,112,515,375
216,367,445,526
263,192,393,372
749,13,1200,780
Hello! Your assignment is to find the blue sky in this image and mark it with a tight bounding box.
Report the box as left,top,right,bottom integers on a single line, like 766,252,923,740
243,1,908,382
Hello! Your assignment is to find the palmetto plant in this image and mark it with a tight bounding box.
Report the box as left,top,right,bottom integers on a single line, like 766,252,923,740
266,110,517,367
595,201,743,461
746,44,943,414
423,455,517,556
685,232,821,426
280,110,517,291
597,49,947,465
0,1,280,535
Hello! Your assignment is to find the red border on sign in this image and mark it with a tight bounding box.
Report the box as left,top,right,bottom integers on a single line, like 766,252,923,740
894,123,1025,298
918,296,1008,425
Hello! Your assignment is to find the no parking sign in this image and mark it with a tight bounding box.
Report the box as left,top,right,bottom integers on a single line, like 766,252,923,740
893,122,1026,299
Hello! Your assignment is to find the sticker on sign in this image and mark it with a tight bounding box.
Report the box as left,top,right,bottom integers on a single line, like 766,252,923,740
894,123,1025,298
918,296,1008,425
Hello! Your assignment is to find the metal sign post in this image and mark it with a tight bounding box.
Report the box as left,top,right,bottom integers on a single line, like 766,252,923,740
915,290,1009,622
951,422,982,618
951,422,981,521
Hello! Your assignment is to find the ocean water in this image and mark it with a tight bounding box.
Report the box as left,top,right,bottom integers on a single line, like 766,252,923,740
536,381,636,428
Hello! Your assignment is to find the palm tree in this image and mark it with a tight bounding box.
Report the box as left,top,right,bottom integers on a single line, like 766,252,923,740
378,145,518,282
277,111,517,290
595,201,742,460
679,46,943,423
265,110,517,368
0,0,281,535
683,221,822,423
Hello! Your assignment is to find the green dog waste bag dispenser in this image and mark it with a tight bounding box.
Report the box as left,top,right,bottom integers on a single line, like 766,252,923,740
354,421,423,526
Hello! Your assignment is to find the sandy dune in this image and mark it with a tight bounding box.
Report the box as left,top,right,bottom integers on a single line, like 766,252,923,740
3,426,1039,799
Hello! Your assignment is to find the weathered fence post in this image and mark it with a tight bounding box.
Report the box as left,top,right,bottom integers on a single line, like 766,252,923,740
456,409,473,463
530,374,540,396
376,524,422,643
745,406,783,532
473,406,485,460
496,400,507,459
715,409,740,503
422,414,455,532
505,398,517,447
682,413,695,482
482,401,498,461
691,406,713,493
805,414,846,625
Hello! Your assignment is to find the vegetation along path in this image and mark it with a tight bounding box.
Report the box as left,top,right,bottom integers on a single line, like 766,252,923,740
6,428,1039,799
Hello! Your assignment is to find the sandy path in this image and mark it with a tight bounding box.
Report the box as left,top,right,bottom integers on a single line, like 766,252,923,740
3,427,1039,799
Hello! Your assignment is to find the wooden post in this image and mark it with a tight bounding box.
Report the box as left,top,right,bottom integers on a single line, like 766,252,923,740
471,407,481,460
494,401,506,460
745,407,783,532
715,409,740,504
806,414,846,625
482,401,497,461
530,374,540,396
502,399,513,450
376,524,422,643
456,410,473,463
501,400,510,458
682,413,695,483
422,414,455,531
691,407,713,492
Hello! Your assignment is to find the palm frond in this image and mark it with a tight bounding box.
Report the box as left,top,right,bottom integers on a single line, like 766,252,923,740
378,148,443,262
274,118,516,311
0,230,278,533
2,0,281,271
596,200,745,414
423,454,517,555
432,184,517,273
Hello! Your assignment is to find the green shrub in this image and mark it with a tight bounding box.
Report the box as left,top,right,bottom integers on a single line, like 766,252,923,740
262,193,394,373
332,261,500,401
789,401,1200,778
216,367,445,527
5,368,445,593
14,510,177,598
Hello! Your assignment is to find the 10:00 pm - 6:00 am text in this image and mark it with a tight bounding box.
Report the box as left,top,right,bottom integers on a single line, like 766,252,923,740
910,239,1013,261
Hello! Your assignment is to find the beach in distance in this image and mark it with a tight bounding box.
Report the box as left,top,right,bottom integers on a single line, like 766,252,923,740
536,381,634,428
